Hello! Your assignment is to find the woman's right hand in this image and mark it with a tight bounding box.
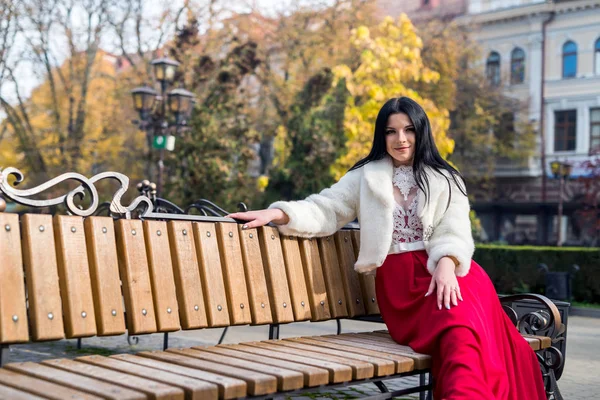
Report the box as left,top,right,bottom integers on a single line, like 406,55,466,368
226,208,289,230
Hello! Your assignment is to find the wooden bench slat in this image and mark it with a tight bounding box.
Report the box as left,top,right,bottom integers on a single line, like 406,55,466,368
290,337,414,374
216,223,252,325
115,219,158,335
224,344,352,383
334,231,366,317
170,347,304,392
522,334,551,349
43,358,184,400
345,332,431,354
317,236,348,318
201,346,329,387
21,214,65,341
80,355,216,400
337,333,429,358
279,235,312,321
247,341,373,380
165,221,208,330
280,338,395,376
309,335,431,370
258,227,295,323
139,350,277,396
0,213,29,343
142,220,181,332
298,238,331,321
112,354,246,400
192,222,231,328
0,383,47,400
78,355,218,400
84,217,127,336
358,332,444,354
341,333,436,366
0,368,102,400
351,231,380,314
4,361,145,399
521,335,541,351
237,227,273,325
54,215,97,338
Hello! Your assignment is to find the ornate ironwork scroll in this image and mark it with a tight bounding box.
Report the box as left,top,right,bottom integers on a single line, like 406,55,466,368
499,293,566,399
0,167,242,223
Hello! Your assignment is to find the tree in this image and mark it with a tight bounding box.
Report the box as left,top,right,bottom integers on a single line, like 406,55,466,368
250,0,377,175
330,15,454,179
415,20,536,194
263,68,347,204
165,38,262,211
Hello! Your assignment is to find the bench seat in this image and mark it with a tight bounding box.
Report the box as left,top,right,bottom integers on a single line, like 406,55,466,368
0,330,552,399
0,197,565,400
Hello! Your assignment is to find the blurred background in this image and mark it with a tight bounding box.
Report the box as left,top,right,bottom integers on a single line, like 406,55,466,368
0,0,598,249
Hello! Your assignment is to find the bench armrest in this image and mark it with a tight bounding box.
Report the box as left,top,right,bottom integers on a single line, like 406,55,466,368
499,293,566,344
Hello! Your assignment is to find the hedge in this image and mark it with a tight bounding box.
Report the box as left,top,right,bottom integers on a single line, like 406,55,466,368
474,245,600,303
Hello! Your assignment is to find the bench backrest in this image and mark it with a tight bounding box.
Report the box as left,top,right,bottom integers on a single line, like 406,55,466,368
0,212,379,344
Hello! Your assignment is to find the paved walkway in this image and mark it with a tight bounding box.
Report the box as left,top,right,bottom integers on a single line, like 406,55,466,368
4,317,598,399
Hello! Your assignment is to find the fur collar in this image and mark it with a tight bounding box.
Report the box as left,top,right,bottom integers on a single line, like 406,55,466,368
362,156,449,219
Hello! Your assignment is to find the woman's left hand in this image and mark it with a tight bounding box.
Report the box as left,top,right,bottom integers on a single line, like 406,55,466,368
425,257,463,310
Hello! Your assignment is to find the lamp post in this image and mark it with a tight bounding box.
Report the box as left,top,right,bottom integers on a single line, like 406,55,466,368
131,57,195,196
550,160,573,246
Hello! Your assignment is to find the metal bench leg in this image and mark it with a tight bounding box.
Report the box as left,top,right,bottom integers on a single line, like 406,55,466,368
269,324,280,340
163,332,169,351
419,373,426,400
337,319,342,335
77,338,82,350
0,345,9,367
374,380,389,393
426,372,433,400
218,326,229,344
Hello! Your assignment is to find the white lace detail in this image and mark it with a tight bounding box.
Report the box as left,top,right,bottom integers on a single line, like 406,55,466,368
393,166,416,200
391,166,423,246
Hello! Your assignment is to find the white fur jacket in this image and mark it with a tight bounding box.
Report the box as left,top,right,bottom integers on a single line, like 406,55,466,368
269,156,475,277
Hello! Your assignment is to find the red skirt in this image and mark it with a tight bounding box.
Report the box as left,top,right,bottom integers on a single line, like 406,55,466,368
375,250,546,400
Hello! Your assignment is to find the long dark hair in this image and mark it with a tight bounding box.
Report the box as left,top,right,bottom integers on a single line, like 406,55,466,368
349,97,467,203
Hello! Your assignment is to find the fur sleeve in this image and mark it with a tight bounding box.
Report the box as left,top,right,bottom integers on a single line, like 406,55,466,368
426,176,475,277
268,170,360,238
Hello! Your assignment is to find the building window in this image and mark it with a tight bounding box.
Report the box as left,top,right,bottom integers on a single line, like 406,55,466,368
486,51,501,86
595,38,600,75
562,41,577,79
554,110,577,152
591,108,600,154
510,47,525,84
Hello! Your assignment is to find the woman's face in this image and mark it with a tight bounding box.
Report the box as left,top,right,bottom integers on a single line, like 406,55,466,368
385,113,416,167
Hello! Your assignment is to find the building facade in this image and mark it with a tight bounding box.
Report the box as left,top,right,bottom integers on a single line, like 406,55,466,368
458,0,600,246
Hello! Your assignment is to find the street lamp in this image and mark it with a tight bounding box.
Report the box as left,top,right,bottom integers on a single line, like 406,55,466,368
151,58,180,90
131,86,158,121
168,88,195,125
131,57,194,196
550,160,573,246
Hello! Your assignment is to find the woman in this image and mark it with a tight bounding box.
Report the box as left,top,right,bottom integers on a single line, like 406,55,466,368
227,97,546,400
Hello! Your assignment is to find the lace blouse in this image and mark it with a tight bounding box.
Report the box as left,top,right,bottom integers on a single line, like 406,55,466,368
390,166,425,254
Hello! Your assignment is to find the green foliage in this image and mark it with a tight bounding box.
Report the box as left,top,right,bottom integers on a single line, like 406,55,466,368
263,69,347,204
474,244,600,303
165,40,262,211
331,15,453,179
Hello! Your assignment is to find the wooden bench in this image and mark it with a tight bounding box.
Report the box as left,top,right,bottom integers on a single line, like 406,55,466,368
0,167,566,399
